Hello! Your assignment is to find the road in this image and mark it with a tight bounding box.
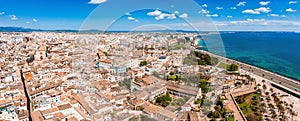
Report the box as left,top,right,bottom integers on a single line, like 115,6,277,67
20,69,32,121
196,50,300,97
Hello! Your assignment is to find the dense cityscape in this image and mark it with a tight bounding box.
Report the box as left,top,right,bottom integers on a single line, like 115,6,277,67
0,32,299,121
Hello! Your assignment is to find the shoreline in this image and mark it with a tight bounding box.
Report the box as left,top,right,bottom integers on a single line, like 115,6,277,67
196,49,300,96
228,56,300,81
196,48,300,81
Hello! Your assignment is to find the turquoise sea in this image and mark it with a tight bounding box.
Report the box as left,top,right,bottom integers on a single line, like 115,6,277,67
200,32,300,81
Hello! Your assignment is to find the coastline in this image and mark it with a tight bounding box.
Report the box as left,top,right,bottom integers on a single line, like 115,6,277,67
196,49,300,96
216,32,300,81
243,68,300,120
229,56,300,81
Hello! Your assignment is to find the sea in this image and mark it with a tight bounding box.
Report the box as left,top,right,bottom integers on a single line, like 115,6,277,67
199,32,300,81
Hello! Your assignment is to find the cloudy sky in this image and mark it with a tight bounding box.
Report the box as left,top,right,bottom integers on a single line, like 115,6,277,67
0,0,299,31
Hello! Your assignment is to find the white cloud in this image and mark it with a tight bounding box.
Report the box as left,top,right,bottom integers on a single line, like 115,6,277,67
230,7,237,10
88,0,106,4
155,15,164,20
32,19,37,22
168,14,176,19
147,10,162,16
202,4,208,8
169,20,300,31
198,9,210,14
26,21,30,24
147,10,177,20
259,1,270,6
0,12,4,15
127,16,135,20
10,15,18,20
227,16,233,18
127,16,135,21
255,7,271,13
241,7,270,14
179,13,188,19
125,13,131,16
211,20,300,31
229,19,266,25
286,8,296,12
281,15,287,17
216,7,223,10
289,1,298,4
206,14,218,17
242,9,260,14
237,1,246,6
154,13,177,20
214,23,228,27
269,14,279,17
224,19,300,27
127,16,139,22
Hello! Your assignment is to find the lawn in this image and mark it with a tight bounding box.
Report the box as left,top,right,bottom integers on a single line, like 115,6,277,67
226,117,234,121
218,62,239,71
170,96,190,108
237,93,256,113
217,62,230,69
183,56,198,65
235,92,262,121
170,44,186,50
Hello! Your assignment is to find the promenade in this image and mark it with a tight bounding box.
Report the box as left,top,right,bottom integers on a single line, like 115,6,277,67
232,88,256,97
225,93,246,121
196,50,300,97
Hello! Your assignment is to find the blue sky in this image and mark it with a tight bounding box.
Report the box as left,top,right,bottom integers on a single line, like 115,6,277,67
0,0,299,31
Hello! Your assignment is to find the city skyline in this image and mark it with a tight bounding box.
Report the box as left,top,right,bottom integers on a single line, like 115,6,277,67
0,0,299,31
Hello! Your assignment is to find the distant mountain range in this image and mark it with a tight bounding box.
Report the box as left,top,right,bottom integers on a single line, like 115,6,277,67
0,27,78,32
0,26,201,33
0,26,296,33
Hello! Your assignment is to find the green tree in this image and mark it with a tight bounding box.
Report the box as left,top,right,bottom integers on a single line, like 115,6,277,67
129,116,139,121
139,60,147,66
227,64,238,71
212,111,221,118
199,79,210,93
263,84,267,90
194,98,202,104
140,115,153,121
246,113,260,121
169,75,176,81
126,67,131,72
156,93,172,107
119,78,131,90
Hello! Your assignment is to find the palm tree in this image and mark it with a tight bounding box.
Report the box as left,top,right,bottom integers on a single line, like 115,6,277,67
288,108,293,119
265,92,269,96
254,86,258,90
282,115,288,121
271,113,277,120
257,84,261,87
291,111,297,121
263,84,267,90
257,89,262,94
250,78,255,87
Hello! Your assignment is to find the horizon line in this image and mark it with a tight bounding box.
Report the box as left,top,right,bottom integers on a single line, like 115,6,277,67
0,26,300,33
